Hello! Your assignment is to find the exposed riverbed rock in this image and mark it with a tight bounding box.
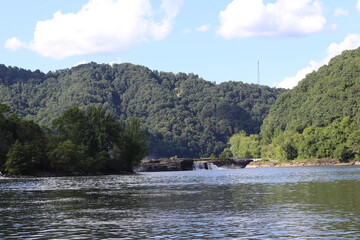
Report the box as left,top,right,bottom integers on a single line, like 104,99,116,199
136,159,194,172
247,159,360,168
136,158,253,172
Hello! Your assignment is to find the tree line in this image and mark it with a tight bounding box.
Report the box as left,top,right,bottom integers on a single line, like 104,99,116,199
0,62,285,158
0,103,148,176
225,116,359,162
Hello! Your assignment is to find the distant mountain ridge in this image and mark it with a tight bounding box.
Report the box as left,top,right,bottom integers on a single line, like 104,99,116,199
0,62,286,158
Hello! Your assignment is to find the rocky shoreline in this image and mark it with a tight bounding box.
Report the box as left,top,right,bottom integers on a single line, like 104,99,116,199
247,159,360,168
136,158,253,172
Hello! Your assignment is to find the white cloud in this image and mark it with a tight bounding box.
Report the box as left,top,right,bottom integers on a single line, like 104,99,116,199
5,0,183,59
196,24,211,32
217,0,327,39
357,0,360,12
4,37,28,50
334,8,348,17
151,0,183,40
276,34,360,89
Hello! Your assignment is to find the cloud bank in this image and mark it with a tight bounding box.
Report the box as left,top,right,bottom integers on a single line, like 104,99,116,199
276,34,360,89
217,0,327,39
5,0,183,59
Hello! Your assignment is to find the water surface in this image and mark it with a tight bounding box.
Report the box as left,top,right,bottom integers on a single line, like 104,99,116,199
1,166,360,239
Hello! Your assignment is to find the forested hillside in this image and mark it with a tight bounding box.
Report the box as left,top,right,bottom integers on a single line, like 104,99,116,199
0,63,285,158
256,47,360,161
261,48,360,141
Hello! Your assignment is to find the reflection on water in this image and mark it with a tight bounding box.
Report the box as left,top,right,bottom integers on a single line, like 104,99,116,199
1,166,360,239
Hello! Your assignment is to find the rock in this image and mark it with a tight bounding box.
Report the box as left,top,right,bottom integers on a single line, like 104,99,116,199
136,159,194,172
136,158,253,172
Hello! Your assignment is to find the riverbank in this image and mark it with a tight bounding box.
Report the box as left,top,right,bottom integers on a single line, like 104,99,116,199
247,159,360,168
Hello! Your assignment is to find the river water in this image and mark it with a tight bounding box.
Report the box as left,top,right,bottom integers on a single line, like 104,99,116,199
1,166,360,239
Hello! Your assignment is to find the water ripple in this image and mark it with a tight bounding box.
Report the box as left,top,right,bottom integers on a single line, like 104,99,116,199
1,166,360,239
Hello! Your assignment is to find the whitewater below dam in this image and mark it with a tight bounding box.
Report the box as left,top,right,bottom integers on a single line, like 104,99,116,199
1,166,360,239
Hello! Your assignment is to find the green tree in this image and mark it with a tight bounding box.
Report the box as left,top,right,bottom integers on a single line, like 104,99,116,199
0,104,46,172
347,130,360,161
4,140,36,175
262,116,359,162
334,144,353,163
50,105,149,173
0,104,12,166
113,118,148,172
228,131,260,158
51,105,122,171
52,106,88,146
84,105,121,157
219,148,233,160
48,140,87,173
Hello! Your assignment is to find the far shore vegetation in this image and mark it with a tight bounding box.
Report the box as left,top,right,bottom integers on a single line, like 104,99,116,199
222,116,360,163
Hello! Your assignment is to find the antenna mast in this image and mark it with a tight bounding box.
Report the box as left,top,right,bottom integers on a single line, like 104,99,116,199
257,60,260,85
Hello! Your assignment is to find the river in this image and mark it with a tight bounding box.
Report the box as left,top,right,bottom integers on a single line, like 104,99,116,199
1,166,360,239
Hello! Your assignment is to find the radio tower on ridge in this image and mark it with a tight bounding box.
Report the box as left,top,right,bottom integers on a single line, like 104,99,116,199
257,60,260,85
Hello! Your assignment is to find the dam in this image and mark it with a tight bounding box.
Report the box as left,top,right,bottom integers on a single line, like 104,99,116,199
136,158,253,172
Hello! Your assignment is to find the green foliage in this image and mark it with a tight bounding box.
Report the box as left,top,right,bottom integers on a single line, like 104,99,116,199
52,105,121,159
0,103,148,175
228,131,260,158
0,103,46,170
261,116,358,162
85,105,121,156
113,118,149,172
333,144,353,163
259,47,360,162
209,153,217,159
219,148,233,160
0,103,11,119
48,140,87,173
4,140,36,175
261,48,360,141
0,63,285,158
52,106,88,146
50,105,147,174
347,130,360,161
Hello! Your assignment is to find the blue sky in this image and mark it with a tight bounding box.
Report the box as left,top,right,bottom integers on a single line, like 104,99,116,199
1,0,360,88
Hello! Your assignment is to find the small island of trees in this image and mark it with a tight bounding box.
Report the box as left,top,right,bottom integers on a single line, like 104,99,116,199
0,103,148,176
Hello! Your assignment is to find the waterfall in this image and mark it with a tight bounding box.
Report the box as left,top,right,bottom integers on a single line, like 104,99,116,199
208,163,219,170
193,161,219,170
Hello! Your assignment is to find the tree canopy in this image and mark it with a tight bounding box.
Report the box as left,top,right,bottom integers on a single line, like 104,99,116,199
261,48,360,143
0,62,285,158
0,104,148,176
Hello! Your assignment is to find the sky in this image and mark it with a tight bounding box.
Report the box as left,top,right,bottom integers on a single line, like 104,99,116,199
1,0,360,89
